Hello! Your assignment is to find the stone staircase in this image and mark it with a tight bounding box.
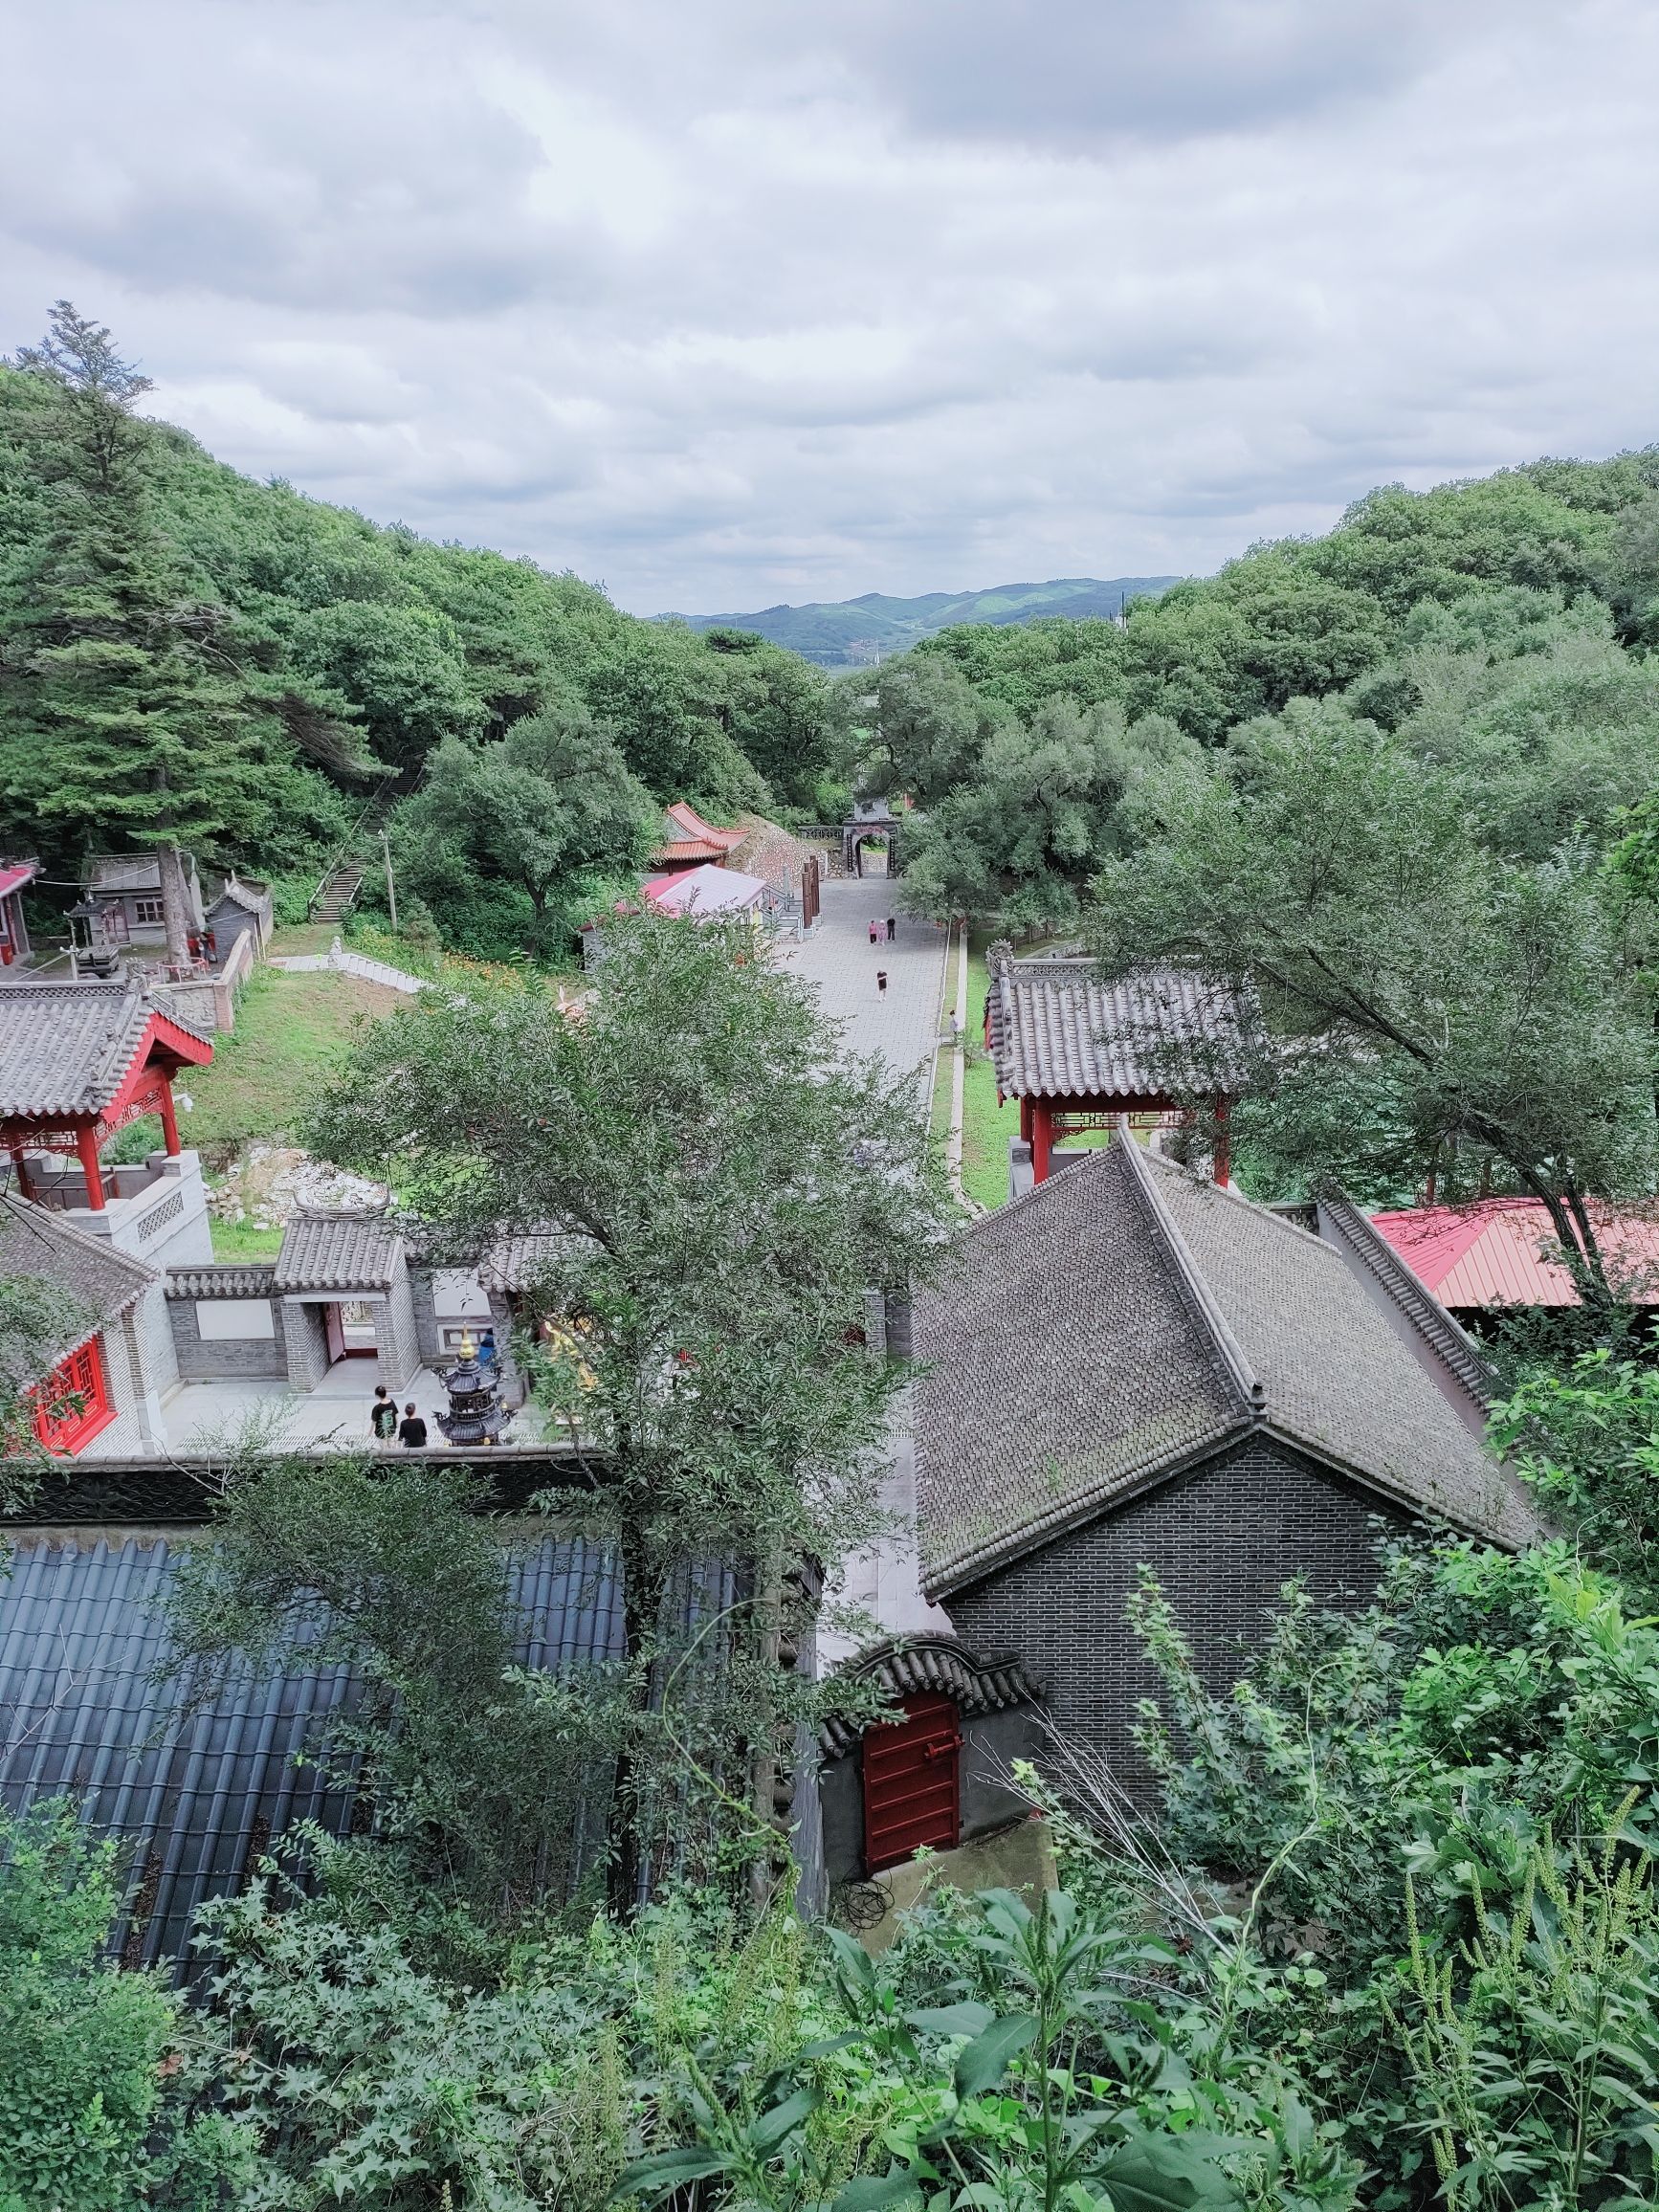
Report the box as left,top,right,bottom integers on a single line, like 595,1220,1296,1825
310,860,366,923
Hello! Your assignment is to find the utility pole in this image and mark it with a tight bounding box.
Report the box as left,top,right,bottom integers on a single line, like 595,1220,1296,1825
381,830,398,933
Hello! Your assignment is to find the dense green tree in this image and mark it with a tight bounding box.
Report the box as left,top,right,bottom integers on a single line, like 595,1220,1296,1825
900,700,1203,933
583,623,767,808
285,596,484,765
700,628,836,807
164,1456,597,1934
0,305,350,932
1089,699,1659,1296
389,710,658,955
0,1800,249,2208
853,653,1005,808
301,914,952,1910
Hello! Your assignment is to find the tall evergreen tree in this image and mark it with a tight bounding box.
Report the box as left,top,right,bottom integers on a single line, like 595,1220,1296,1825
0,303,283,960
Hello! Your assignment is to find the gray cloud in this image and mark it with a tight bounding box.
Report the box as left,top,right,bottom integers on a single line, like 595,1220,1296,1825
1,0,1654,611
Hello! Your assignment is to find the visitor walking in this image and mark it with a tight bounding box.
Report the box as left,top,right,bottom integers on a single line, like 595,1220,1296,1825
885,915,896,941
868,918,879,945
397,1402,429,1448
370,1383,397,1443
876,969,888,995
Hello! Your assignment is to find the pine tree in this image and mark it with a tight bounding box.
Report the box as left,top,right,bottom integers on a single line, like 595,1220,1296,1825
0,303,280,962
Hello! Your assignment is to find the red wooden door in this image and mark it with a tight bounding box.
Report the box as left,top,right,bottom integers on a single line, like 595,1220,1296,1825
324,1303,346,1363
862,1693,962,1872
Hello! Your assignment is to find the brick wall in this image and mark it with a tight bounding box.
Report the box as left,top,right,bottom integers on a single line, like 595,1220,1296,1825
945,1437,1410,1794
279,1301,329,1389
381,1267,421,1388
167,1298,286,1381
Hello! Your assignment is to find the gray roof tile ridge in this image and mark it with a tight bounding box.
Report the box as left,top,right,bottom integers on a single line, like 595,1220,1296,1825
1314,1187,1498,1411
0,1191,158,1298
1252,1411,1532,1549
923,1417,1249,1597
1115,1133,1264,1418
1143,1147,1337,1250
951,1146,1104,1245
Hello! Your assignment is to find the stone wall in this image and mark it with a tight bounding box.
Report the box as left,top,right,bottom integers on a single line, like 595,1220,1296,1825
945,1437,1410,1794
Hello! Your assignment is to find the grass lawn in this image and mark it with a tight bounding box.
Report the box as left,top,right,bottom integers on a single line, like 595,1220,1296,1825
181,965,407,1152
205,1214,287,1262
959,935,1018,1212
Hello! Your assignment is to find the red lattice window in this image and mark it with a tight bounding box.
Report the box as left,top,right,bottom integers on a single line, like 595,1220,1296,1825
33,1336,115,1455
862,1693,962,1872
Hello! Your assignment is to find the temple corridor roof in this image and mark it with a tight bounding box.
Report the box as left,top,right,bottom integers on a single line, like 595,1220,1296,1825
984,949,1250,1102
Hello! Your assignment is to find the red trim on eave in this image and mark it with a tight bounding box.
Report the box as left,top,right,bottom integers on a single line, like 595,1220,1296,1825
101,1012,212,1125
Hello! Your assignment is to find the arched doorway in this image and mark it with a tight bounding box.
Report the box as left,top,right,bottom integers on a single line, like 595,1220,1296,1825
841,799,902,879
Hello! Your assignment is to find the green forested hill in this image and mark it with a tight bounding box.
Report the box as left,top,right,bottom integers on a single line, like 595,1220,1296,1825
6,308,1659,969
853,450,1659,940
670,574,1182,667
0,343,839,944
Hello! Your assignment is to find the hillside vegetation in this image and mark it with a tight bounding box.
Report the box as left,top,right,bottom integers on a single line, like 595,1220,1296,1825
0,310,841,959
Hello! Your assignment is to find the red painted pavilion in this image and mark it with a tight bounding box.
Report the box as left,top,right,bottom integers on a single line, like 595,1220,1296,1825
984,945,1246,1185
0,982,213,1209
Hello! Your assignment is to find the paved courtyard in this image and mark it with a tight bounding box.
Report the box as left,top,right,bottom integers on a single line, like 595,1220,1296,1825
132,1360,551,1459
776,878,949,1102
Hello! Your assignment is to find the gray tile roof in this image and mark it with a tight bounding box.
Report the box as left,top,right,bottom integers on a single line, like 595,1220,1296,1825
164,1264,276,1301
206,876,269,917
985,948,1249,1100
915,1151,1244,1593
477,1229,575,1294
0,1195,157,1369
271,1212,402,1294
1143,1150,1536,1549
88,852,166,893
0,983,211,1118
914,1139,1538,1594
0,1532,628,1977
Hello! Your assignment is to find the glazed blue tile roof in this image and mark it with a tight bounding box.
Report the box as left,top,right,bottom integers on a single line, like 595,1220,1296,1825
0,1532,631,1977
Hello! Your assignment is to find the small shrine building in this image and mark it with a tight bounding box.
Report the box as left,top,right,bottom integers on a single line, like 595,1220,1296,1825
984,944,1248,1190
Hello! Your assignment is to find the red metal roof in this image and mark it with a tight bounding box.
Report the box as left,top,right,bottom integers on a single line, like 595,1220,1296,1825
1370,1198,1659,1307
0,861,37,901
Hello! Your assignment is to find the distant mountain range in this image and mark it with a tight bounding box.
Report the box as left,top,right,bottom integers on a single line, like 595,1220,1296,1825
661,575,1184,670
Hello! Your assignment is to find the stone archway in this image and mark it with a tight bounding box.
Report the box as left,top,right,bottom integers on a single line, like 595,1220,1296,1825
841,799,902,878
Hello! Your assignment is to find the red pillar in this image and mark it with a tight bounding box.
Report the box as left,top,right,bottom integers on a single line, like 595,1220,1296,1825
76,1124,105,1209
1018,1095,1032,1144
1213,1095,1230,1186
8,1143,33,1201
157,1073,181,1156
1031,1099,1052,1185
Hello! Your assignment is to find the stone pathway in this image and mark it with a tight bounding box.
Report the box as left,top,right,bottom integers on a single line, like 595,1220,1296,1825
269,940,427,994
777,880,948,1104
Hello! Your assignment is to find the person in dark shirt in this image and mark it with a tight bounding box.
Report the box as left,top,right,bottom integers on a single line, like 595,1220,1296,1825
397,1403,429,1448
370,1384,397,1442
885,915,896,941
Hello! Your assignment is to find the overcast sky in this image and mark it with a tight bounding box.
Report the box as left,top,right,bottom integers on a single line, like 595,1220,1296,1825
4,1,1656,614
